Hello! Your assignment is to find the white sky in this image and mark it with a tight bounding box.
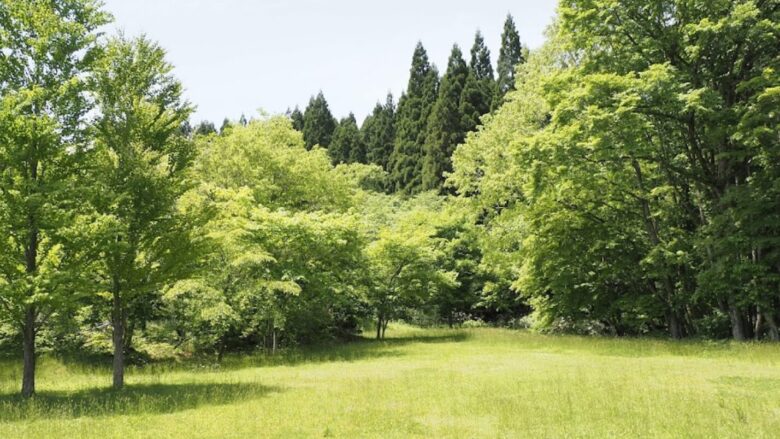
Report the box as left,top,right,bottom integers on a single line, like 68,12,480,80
101,0,559,125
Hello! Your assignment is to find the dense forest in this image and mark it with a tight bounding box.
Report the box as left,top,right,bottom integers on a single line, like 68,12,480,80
1,0,779,399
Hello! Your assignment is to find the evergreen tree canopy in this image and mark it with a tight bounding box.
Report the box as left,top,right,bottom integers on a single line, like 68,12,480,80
303,91,337,150
461,31,497,130
469,30,494,81
329,113,364,165
289,106,304,131
389,42,439,194
496,14,524,98
361,94,396,171
220,117,232,135
194,121,217,136
422,45,469,192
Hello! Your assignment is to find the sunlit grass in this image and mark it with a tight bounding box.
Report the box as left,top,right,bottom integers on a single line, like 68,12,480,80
1,326,779,438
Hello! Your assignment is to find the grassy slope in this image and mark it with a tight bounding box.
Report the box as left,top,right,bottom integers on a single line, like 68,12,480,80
1,325,779,438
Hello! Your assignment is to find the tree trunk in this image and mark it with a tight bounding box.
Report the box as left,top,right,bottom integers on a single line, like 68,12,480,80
763,311,779,342
754,312,764,341
376,316,382,340
728,304,748,342
21,306,36,398
22,211,39,398
382,319,388,339
668,312,684,340
271,328,277,355
111,279,125,390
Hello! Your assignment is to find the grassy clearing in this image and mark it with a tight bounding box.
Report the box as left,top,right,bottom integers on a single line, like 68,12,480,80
1,325,779,438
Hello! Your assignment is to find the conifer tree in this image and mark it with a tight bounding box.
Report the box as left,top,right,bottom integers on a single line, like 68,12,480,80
496,14,524,100
361,94,396,171
461,31,496,131
470,30,494,82
389,43,439,194
422,45,469,191
220,117,232,135
289,106,304,131
194,121,217,136
329,113,364,165
302,91,336,150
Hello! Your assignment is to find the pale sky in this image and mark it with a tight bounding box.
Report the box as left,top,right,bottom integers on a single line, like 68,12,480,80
101,0,559,125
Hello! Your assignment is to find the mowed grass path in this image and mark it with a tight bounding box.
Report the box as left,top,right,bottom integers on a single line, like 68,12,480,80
1,326,779,438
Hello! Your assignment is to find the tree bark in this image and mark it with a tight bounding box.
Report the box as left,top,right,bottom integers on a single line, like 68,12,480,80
111,278,125,390
668,311,684,340
376,316,382,340
763,311,779,342
22,210,39,398
754,312,764,341
728,304,748,342
21,306,36,398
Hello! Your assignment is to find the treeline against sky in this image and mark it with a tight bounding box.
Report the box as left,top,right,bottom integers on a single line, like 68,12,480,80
2,0,779,401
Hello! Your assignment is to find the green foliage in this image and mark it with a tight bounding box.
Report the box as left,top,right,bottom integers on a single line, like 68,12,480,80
168,117,367,352
389,43,439,194
329,113,365,165
193,121,217,136
0,0,111,396
302,91,336,150
451,1,780,340
364,194,458,338
88,35,196,386
422,45,470,192
288,106,304,131
361,94,396,172
462,31,496,127
496,14,524,100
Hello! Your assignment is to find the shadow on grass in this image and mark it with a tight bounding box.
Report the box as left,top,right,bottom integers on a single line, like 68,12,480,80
0,382,280,422
189,331,473,373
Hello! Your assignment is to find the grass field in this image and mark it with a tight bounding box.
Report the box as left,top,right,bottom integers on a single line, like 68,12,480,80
1,325,779,438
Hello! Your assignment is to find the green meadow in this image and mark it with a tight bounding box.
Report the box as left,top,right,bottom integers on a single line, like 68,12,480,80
1,326,778,438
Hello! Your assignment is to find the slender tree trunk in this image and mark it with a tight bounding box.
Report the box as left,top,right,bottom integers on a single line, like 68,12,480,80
728,304,748,342
754,312,764,341
124,319,135,351
22,212,39,398
376,316,382,340
111,278,125,390
21,306,36,398
271,328,277,355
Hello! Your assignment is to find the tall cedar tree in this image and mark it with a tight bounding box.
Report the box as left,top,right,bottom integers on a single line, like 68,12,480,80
194,121,217,136
361,94,396,171
302,91,337,150
220,118,233,135
329,113,365,165
389,43,439,194
422,45,469,192
496,14,524,102
289,107,304,131
0,0,110,397
90,36,195,389
461,31,496,132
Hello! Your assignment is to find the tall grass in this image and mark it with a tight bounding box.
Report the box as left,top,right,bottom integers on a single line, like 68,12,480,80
1,326,778,438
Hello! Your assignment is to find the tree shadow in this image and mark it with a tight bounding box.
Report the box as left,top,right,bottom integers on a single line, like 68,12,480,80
0,382,280,422
213,331,472,371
